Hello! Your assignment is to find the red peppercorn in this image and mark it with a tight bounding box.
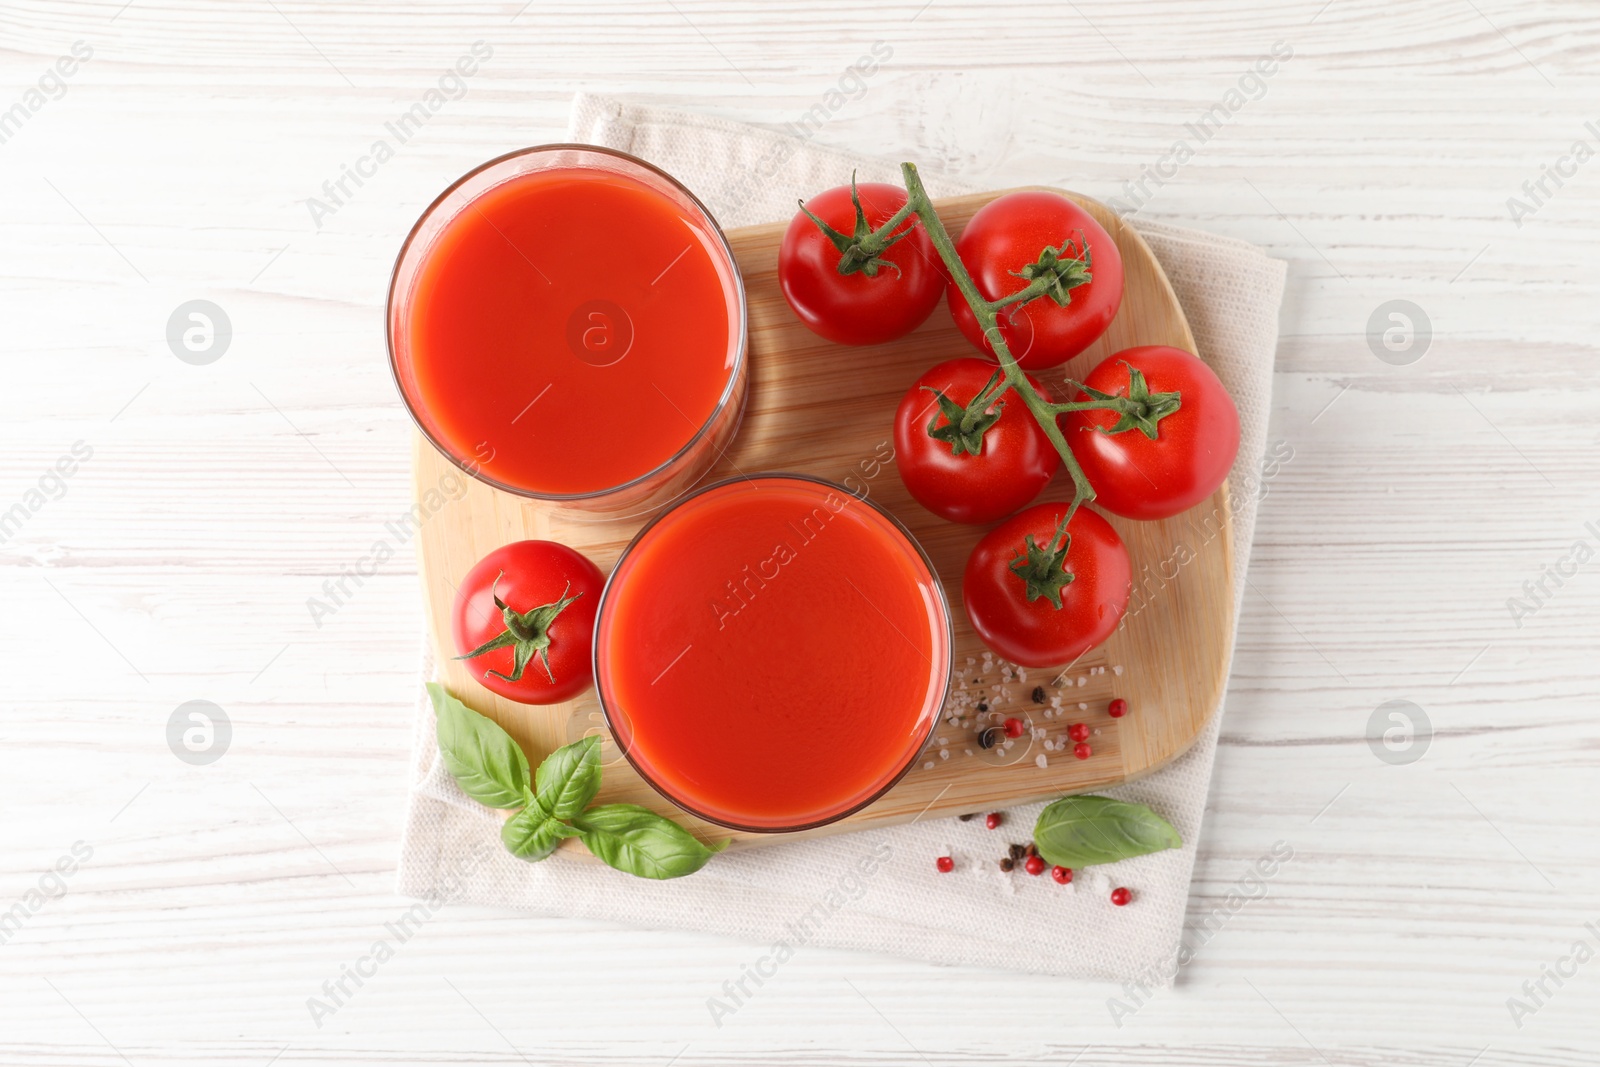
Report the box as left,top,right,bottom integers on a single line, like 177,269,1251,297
1024,855,1045,876
1003,716,1025,739
1108,698,1128,718
1068,723,1089,742
985,812,1002,830
1051,865,1073,884
1073,742,1092,760
936,856,954,873
1110,887,1131,906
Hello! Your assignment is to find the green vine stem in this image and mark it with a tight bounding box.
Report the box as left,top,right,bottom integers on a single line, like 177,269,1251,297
892,162,1179,522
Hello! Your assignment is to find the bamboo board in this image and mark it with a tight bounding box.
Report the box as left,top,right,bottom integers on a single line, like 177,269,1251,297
411,187,1233,850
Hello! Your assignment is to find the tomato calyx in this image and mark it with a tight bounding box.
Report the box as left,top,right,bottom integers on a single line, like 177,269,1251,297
1063,362,1182,440
1008,514,1076,610
455,572,584,684
1006,231,1093,308
798,172,917,278
922,368,1008,457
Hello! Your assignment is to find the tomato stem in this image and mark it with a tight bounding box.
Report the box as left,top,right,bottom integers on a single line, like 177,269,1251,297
799,172,919,278
455,573,583,685
895,163,1098,521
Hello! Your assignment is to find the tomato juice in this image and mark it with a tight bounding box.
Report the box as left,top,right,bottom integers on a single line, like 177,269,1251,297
595,475,952,831
389,146,746,509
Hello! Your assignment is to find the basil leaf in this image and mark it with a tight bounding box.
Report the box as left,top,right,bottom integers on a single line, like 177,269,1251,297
1032,795,1182,868
572,804,725,880
501,807,580,862
427,683,532,810
535,736,602,820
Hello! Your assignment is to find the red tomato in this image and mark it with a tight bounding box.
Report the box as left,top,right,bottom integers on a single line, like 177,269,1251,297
1061,346,1240,520
779,182,944,345
452,540,604,705
962,503,1130,668
947,191,1123,370
893,358,1060,524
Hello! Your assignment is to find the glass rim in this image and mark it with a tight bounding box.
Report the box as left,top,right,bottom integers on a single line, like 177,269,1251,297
384,142,749,503
591,471,955,834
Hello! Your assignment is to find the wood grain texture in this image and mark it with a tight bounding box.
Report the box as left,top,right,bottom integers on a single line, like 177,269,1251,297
414,187,1233,845
1,0,1598,1063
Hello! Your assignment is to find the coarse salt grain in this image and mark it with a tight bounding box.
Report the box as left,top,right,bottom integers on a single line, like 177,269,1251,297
1113,665,1124,676
924,761,934,770
1077,676,1087,687
940,749,950,760
1034,754,1048,768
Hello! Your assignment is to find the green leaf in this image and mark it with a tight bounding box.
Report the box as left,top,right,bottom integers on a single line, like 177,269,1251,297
572,804,725,880
1032,795,1182,868
427,682,533,810
534,736,602,820
500,807,580,862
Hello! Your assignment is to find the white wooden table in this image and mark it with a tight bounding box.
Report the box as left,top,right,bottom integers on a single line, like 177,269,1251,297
2,1,1597,1063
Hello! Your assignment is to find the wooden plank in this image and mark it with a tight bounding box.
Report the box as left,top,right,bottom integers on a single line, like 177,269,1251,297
413,187,1233,846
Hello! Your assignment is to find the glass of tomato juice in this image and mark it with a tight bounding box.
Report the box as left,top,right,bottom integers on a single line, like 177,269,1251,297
594,474,953,832
387,145,748,514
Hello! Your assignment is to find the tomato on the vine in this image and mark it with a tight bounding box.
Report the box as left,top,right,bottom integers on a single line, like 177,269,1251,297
893,357,1060,525
452,540,604,705
962,503,1130,668
1060,345,1239,520
779,181,945,346
947,191,1123,370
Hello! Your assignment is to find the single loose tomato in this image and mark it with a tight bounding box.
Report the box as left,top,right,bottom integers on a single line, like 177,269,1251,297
963,503,1131,668
779,180,944,345
893,358,1060,524
947,191,1123,369
452,540,604,705
1061,345,1240,520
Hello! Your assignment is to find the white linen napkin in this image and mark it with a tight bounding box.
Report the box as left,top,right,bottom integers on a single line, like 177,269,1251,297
396,92,1287,983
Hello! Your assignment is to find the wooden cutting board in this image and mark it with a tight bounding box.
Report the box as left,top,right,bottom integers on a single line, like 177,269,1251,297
411,187,1233,849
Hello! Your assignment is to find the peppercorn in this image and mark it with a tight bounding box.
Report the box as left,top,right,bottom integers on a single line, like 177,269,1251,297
1031,686,1047,705
999,857,1015,872
977,726,1003,749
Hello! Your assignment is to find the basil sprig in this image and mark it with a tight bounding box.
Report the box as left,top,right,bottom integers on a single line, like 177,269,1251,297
1032,795,1182,868
427,683,724,879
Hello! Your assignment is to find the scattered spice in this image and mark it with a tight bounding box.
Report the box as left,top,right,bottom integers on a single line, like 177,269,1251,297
1003,717,1025,739
999,857,1015,872
1108,697,1128,718
1024,855,1046,876
1031,685,1047,705
1051,865,1073,885
1068,723,1090,743
977,726,1003,749
1024,842,1038,859
1110,886,1131,906
1074,742,1092,760
958,812,976,822
936,856,954,873
1008,843,1027,862
976,701,990,713
985,812,1002,830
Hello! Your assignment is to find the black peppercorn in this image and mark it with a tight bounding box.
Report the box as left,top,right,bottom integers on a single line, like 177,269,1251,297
977,726,1003,749
958,812,976,822
999,857,1015,872
1031,685,1046,705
